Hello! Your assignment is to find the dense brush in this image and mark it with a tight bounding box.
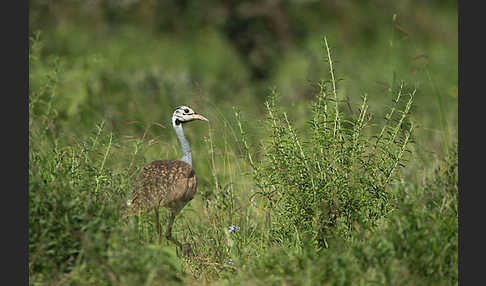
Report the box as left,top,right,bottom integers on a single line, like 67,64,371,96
237,38,416,245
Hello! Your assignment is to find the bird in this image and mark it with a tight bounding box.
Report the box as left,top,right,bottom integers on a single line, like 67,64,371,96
126,106,208,248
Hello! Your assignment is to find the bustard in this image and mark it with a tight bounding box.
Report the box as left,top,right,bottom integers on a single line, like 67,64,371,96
126,106,208,247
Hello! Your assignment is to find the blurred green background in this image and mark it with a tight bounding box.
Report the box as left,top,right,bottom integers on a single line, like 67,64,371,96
30,0,457,154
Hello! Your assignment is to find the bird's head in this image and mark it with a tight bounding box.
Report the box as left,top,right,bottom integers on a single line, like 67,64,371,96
172,106,208,126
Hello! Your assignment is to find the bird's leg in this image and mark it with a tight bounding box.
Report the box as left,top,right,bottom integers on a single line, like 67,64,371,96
165,212,192,256
154,206,161,243
165,212,182,248
165,212,177,241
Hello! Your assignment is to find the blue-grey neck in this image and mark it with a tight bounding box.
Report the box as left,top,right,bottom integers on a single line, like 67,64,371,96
173,120,192,166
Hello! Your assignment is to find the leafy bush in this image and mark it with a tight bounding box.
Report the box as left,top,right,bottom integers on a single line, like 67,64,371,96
229,144,457,285
76,235,183,286
239,38,415,244
375,143,458,282
29,119,128,279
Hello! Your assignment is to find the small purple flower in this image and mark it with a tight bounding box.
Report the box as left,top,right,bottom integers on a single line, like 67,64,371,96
226,259,235,265
228,225,240,234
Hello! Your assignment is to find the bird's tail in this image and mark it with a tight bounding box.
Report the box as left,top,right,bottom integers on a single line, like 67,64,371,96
122,186,140,217
121,199,137,218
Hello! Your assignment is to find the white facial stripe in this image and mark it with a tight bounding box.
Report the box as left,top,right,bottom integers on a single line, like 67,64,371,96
172,106,199,123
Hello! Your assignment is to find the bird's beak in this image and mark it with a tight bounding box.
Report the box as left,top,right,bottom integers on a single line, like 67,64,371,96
193,113,209,122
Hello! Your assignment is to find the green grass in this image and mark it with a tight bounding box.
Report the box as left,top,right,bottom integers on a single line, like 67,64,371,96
29,3,457,285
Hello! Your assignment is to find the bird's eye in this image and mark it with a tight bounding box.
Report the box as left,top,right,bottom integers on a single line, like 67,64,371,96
184,109,190,113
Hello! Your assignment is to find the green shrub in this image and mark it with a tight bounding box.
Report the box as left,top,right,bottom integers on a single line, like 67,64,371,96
29,124,127,277
377,143,458,282
238,38,415,244
75,233,183,286
229,144,457,285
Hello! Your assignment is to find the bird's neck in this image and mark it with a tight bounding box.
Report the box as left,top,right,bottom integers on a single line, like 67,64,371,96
173,122,192,166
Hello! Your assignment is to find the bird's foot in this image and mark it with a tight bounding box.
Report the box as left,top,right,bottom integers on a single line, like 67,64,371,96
166,235,193,256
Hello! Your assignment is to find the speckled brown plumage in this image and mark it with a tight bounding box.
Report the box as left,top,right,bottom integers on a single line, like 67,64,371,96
128,160,197,216
125,106,207,252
